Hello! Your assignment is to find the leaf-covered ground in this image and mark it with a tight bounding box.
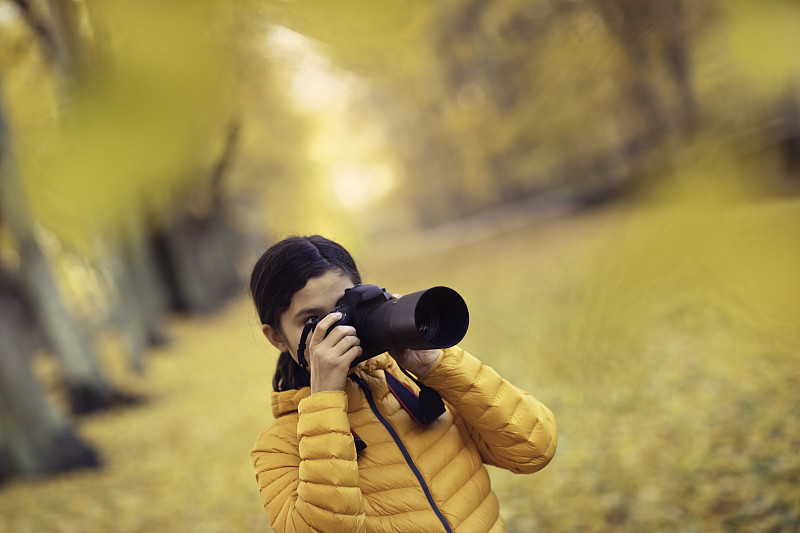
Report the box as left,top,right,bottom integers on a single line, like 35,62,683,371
1,204,799,532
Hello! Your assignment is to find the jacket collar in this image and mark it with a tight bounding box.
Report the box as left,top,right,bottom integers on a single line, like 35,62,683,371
270,353,393,418
270,388,310,418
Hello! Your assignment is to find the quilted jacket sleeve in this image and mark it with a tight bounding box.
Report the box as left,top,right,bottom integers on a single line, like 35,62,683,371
421,346,557,474
251,391,365,532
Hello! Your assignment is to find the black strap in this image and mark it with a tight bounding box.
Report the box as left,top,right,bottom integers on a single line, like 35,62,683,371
296,323,314,368
351,429,367,454
386,369,446,426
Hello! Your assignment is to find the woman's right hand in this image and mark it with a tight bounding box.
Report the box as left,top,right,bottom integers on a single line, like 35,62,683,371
307,312,362,394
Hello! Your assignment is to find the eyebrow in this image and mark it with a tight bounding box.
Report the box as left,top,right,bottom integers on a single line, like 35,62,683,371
293,307,328,321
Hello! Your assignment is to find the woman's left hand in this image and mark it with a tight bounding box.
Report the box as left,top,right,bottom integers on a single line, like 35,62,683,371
387,293,440,377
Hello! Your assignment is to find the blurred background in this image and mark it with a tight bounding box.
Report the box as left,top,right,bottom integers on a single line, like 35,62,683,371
1,0,799,531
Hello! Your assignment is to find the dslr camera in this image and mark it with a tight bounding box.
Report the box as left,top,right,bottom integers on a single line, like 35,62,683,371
300,284,469,367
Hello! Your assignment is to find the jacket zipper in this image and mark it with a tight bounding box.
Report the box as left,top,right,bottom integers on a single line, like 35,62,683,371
352,376,454,533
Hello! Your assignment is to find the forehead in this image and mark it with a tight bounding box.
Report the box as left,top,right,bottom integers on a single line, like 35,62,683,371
286,270,354,316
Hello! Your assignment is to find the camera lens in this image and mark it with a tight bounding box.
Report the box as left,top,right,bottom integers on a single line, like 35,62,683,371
414,287,466,348
357,285,468,361
415,305,440,341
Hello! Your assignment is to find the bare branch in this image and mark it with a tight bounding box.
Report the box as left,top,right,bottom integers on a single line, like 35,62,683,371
8,0,61,64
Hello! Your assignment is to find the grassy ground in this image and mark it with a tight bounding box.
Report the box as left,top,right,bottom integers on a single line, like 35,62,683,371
1,203,799,532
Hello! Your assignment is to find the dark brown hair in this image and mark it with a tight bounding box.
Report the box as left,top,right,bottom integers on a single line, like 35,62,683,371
249,235,361,391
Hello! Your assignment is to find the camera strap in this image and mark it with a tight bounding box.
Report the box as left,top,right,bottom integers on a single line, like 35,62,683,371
296,323,314,368
386,369,446,427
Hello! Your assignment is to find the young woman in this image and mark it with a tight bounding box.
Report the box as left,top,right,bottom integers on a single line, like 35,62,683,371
249,235,557,532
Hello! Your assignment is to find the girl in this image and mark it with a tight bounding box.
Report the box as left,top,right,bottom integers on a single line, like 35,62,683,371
250,235,557,532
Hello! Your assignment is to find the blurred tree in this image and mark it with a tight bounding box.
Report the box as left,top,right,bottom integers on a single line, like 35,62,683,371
6,0,247,364
24,0,168,370
94,221,169,373
0,72,121,413
55,0,176,368
593,0,703,134
152,122,244,314
46,0,87,81
8,0,60,62
0,0,310,483
417,0,715,215
0,263,99,482
5,0,157,389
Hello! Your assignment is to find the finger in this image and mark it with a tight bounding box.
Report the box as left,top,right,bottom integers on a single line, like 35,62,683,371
335,334,361,354
391,293,402,300
310,312,343,344
324,324,358,346
341,345,363,364
318,311,343,330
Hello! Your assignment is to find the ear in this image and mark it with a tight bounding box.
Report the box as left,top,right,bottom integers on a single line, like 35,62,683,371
261,324,289,352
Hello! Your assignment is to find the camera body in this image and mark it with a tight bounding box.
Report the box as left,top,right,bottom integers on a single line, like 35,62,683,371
310,284,392,363
307,284,469,367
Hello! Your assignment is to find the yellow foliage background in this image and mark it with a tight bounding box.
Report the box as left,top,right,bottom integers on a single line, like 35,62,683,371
1,0,799,531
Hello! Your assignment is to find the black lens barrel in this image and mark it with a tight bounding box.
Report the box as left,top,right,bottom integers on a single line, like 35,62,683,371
359,286,469,355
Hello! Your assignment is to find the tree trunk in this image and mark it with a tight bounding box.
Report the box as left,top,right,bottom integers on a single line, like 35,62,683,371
9,0,61,64
153,125,243,314
152,214,236,313
596,0,670,137
119,206,170,347
662,2,697,128
46,0,87,78
93,208,170,373
0,267,99,482
97,236,150,374
0,74,116,414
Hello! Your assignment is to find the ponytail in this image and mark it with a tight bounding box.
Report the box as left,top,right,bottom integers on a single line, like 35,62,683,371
272,352,310,392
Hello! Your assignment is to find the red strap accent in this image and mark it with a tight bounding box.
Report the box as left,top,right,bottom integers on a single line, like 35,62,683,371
385,370,427,426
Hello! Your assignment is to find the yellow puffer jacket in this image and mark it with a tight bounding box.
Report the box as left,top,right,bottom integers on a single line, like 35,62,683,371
251,346,557,532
